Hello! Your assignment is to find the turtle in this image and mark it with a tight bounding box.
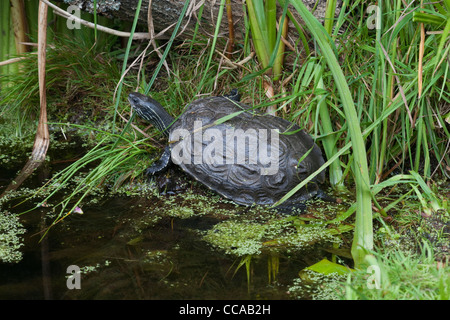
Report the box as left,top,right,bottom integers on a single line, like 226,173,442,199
128,90,331,212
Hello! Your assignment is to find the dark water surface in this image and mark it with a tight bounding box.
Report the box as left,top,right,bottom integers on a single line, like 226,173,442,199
0,193,315,300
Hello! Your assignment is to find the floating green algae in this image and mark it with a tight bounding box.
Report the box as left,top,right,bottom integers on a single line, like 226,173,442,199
204,215,342,257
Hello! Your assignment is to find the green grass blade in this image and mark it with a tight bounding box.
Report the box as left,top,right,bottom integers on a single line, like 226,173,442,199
111,0,143,132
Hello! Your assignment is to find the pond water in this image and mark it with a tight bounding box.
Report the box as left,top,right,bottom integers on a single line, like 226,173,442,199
0,135,348,300
0,192,330,300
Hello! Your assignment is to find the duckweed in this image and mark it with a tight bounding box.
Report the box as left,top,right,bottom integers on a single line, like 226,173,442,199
76,260,112,275
0,211,26,263
288,269,346,300
204,217,341,257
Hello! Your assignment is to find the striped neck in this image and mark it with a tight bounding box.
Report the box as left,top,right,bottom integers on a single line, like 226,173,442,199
129,93,174,136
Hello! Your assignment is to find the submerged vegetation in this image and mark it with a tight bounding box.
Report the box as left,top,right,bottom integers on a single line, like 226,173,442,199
0,0,449,299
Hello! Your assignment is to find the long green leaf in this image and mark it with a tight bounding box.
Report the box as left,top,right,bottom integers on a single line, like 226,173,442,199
265,0,277,51
247,0,270,69
315,65,345,189
289,0,373,268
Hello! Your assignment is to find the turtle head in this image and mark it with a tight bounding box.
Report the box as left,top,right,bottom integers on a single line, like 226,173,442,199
128,92,174,136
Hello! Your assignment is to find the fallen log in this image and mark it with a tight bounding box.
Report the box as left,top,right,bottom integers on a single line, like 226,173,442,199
52,0,341,40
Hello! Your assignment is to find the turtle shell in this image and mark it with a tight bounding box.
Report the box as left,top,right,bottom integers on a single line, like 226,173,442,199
168,96,325,206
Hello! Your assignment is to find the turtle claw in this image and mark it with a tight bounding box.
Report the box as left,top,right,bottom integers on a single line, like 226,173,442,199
315,189,336,203
145,146,172,176
275,202,307,215
145,167,158,176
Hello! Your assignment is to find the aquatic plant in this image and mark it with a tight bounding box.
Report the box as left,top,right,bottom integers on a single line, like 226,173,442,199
204,217,341,257
0,211,26,263
288,269,346,300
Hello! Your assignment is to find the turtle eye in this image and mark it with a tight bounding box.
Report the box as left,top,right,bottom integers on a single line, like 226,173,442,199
296,161,310,177
131,97,140,104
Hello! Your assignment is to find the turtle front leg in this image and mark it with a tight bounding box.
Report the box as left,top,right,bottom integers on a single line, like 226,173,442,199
146,146,172,175
315,188,336,203
275,201,307,215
